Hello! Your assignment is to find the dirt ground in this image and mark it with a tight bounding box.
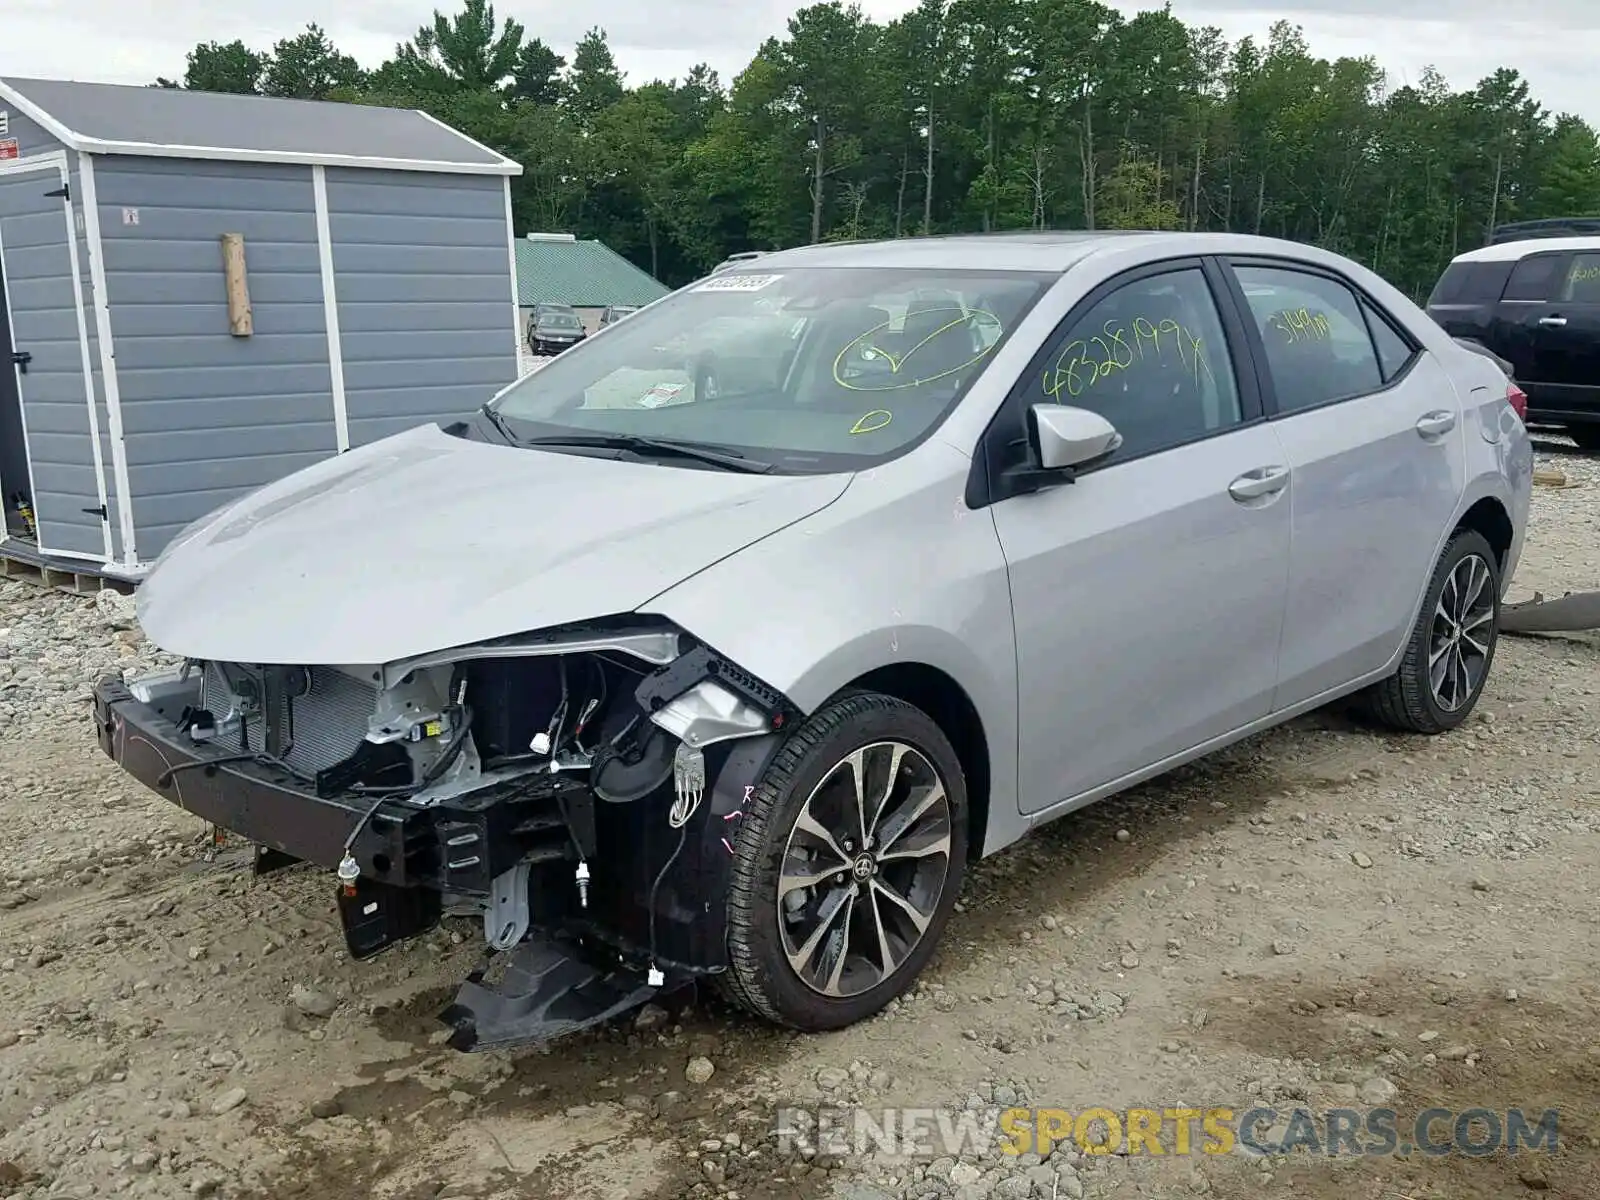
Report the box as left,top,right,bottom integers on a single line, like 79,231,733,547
1,438,1598,1200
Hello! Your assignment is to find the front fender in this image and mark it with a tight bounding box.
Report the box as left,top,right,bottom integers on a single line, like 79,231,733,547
643,444,1024,848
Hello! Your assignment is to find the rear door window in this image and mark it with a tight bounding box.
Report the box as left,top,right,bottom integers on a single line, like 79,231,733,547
1503,254,1566,302
1559,253,1600,303
1233,266,1384,412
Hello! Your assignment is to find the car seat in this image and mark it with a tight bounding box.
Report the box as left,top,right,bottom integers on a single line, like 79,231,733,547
804,303,897,410
891,306,982,385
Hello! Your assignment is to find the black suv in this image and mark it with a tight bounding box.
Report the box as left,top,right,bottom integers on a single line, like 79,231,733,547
1426,231,1600,450
527,303,587,356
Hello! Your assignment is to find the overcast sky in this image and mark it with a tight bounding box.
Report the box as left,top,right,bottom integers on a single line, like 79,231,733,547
4,0,1597,125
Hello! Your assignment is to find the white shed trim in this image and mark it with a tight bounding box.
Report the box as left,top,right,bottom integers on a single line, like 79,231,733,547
0,197,42,558
0,148,68,173
502,176,521,358
72,139,524,176
55,160,114,560
0,83,80,148
0,151,112,561
312,165,350,454
415,109,522,176
76,152,136,566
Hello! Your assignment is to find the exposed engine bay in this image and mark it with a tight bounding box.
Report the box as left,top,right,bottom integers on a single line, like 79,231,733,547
99,621,796,1050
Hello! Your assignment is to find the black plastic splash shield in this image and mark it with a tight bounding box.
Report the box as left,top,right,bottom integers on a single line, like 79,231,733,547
439,934,664,1052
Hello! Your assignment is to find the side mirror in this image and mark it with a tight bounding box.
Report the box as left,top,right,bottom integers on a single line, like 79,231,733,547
1029,403,1123,470
1000,404,1122,496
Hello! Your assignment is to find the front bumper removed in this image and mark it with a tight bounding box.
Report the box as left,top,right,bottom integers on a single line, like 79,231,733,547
92,673,777,1050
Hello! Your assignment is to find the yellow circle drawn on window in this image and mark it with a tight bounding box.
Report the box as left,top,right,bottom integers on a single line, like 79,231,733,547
849,409,893,434
832,307,1003,392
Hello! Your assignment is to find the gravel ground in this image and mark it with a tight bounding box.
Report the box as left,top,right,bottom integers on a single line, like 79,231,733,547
1,438,1598,1200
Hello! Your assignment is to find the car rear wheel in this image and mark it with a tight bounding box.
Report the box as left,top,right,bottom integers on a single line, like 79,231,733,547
717,691,967,1030
1361,528,1500,734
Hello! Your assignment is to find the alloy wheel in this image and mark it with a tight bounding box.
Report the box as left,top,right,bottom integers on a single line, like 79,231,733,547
776,741,953,997
1429,552,1495,712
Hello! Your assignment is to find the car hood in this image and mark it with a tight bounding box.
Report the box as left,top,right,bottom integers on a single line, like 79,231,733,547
136,422,850,665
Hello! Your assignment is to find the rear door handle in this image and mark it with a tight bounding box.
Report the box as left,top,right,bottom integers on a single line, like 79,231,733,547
1537,315,1567,327
1416,410,1456,438
1228,465,1290,501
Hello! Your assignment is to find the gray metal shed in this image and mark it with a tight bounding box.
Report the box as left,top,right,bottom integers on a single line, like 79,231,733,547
0,76,523,577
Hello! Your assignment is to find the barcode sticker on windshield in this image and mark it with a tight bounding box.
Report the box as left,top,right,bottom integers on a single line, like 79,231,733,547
694,273,782,293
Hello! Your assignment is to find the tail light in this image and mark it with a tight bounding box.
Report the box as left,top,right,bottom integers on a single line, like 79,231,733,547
1506,382,1528,421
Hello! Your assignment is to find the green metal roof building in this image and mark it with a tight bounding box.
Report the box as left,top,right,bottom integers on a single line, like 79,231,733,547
514,232,670,310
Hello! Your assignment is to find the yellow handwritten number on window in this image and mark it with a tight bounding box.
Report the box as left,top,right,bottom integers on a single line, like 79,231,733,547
849,410,893,434
1265,308,1331,344
1042,316,1213,400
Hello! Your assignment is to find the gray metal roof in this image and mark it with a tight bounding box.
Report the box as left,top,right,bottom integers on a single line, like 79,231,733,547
0,76,521,176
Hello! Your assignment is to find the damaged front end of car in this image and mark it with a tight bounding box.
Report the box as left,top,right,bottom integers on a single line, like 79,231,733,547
92,617,797,1051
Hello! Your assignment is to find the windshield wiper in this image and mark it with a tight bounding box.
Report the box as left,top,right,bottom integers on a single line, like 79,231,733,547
478,404,520,444
520,434,775,474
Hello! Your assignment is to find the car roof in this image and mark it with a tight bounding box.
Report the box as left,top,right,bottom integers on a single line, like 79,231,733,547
742,231,1366,274
1449,236,1600,264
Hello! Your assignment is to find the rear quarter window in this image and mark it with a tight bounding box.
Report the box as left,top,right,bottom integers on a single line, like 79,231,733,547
1361,301,1418,382
1427,261,1513,307
1503,254,1566,301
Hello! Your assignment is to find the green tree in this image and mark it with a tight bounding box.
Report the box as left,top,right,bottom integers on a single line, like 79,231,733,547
182,40,266,94
510,39,566,104
775,2,880,242
261,24,365,100
149,0,1600,301
566,28,626,126
379,0,524,93
1530,116,1600,217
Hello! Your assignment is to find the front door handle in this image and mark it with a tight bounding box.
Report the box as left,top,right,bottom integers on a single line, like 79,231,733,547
1416,410,1457,438
1228,465,1290,502
1537,315,1567,327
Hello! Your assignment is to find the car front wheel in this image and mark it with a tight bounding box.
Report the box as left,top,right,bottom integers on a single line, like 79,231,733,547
717,692,967,1030
1362,527,1500,733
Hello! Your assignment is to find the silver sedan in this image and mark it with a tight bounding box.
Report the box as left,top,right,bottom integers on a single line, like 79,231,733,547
108,231,1533,1049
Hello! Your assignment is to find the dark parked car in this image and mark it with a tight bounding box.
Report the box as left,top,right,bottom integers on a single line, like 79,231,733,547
1426,235,1600,450
527,303,587,355
711,250,768,275
1488,218,1600,245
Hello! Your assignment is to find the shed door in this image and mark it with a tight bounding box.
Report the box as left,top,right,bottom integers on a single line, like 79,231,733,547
0,159,110,561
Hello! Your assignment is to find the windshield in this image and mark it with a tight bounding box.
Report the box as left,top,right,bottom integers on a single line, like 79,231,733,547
536,307,582,329
490,266,1053,472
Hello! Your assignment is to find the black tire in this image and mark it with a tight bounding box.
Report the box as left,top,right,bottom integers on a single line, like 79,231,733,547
716,691,968,1031
1568,425,1600,453
1362,528,1500,734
